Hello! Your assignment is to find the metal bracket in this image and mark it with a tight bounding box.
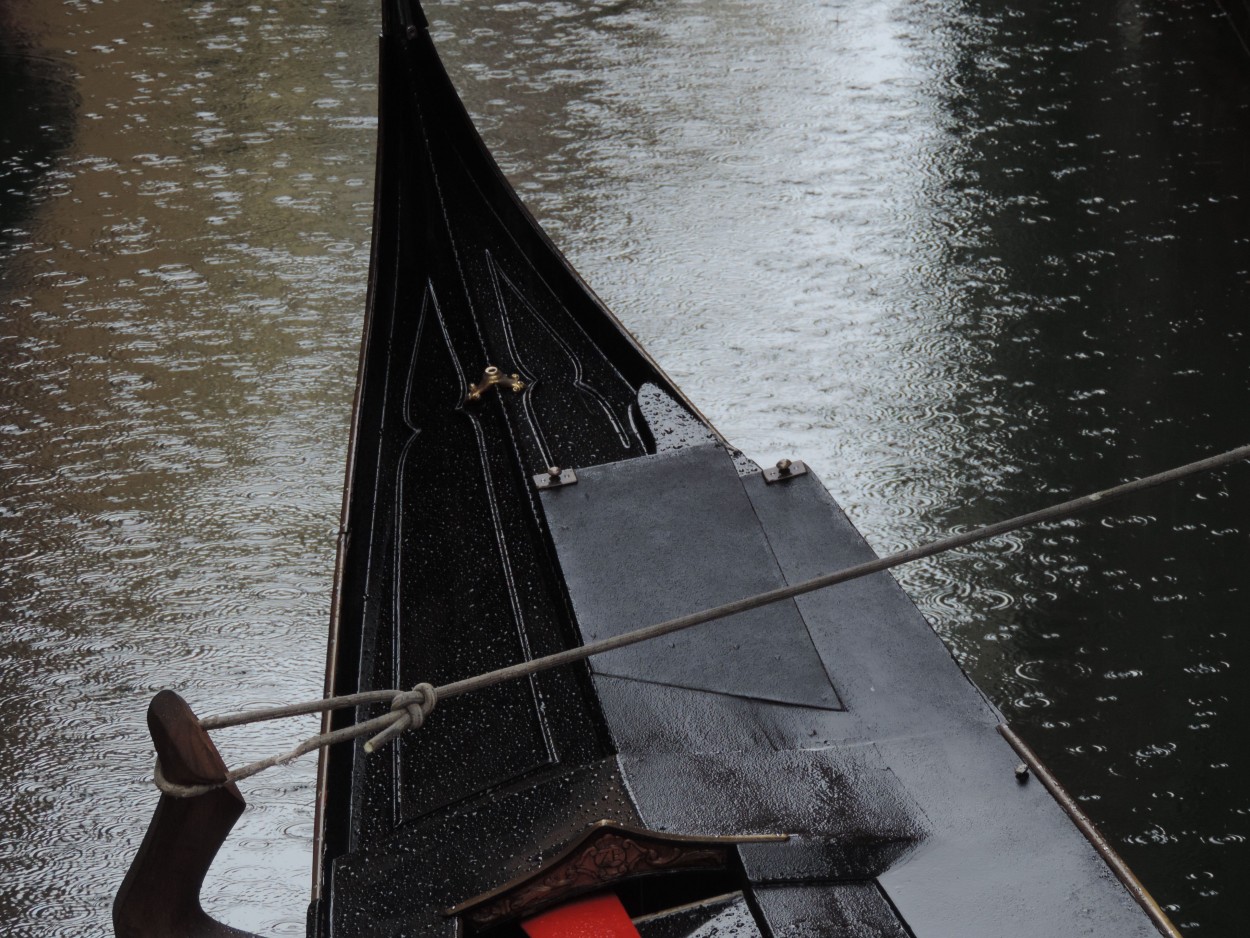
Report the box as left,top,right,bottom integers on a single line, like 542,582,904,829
763,458,807,484
534,466,577,490
466,365,525,403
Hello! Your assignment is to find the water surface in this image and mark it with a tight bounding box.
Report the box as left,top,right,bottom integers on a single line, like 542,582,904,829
1,0,1247,934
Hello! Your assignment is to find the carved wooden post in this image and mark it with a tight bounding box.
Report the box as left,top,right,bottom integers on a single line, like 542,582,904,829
113,690,258,938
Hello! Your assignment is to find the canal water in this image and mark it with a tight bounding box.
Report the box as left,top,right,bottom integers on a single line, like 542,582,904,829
1,0,1247,934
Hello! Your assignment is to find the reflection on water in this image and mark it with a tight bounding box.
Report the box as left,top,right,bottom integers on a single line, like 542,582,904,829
0,1,376,934
1,0,1247,934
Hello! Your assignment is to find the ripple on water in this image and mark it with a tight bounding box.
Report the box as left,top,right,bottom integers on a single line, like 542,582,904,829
5,0,1250,933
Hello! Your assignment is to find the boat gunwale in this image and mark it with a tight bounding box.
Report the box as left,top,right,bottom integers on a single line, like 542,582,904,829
310,27,393,904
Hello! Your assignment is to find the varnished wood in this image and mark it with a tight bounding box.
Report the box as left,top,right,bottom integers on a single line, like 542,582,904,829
113,690,257,938
444,822,786,928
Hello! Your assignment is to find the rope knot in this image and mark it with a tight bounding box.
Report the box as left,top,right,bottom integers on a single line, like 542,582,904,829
362,681,439,753
389,682,438,730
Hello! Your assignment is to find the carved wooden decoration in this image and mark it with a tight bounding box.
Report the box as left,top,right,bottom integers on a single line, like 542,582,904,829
446,822,784,929
113,690,259,938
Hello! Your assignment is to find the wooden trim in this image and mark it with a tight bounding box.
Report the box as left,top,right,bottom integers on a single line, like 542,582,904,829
444,821,786,928
113,691,259,938
997,723,1183,938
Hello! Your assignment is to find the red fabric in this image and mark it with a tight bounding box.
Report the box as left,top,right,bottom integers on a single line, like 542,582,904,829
521,893,640,938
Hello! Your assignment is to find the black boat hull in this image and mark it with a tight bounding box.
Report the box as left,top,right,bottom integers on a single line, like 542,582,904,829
111,2,1183,936
306,4,1181,936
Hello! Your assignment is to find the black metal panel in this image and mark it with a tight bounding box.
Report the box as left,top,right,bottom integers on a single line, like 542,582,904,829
636,384,719,455
540,444,839,709
754,884,911,938
592,675,854,756
635,894,763,938
618,748,924,850
741,469,1161,937
738,469,997,736
636,383,758,476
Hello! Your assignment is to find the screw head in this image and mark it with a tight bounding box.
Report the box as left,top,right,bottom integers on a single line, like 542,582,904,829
776,458,792,474
1014,763,1030,782
547,466,561,479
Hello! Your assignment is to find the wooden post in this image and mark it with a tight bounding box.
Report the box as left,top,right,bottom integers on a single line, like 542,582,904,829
113,690,258,938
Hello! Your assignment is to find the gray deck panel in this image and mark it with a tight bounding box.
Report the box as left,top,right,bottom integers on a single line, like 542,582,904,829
742,467,1161,938
540,443,840,710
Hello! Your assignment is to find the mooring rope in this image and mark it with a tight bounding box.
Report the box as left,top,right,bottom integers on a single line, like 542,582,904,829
153,683,439,798
154,442,1250,798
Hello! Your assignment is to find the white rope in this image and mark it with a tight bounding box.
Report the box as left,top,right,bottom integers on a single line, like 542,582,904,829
153,443,1250,797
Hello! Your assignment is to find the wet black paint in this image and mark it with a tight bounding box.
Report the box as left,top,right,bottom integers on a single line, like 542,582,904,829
1,0,1248,933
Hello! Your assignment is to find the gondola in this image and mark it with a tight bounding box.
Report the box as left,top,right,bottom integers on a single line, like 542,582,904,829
114,1,1183,936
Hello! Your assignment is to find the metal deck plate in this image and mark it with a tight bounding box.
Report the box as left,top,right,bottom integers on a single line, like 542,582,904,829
539,443,840,710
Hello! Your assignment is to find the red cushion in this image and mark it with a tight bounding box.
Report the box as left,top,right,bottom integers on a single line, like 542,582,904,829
521,893,640,938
